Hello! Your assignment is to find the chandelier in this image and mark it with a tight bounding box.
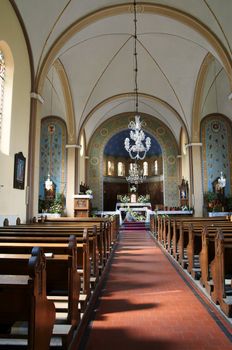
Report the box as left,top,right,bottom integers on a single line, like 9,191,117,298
45,124,55,191
124,0,151,160
126,163,146,184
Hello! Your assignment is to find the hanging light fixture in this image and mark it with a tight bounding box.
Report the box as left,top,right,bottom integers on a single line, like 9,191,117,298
45,173,53,191
217,171,226,189
45,67,55,191
124,0,151,161
45,124,55,191
126,163,146,185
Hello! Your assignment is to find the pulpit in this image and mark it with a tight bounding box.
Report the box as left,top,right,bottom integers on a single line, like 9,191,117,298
74,195,93,217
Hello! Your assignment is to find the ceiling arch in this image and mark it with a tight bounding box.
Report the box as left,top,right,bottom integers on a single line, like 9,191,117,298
82,92,188,145
12,1,232,148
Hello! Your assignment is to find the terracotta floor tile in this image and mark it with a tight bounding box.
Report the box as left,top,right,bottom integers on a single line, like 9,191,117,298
80,226,232,350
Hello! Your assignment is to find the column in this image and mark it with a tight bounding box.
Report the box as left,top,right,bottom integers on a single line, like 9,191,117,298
66,145,78,216
28,93,43,219
186,143,203,216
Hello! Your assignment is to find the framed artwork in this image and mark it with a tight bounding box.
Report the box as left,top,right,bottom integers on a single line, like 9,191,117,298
13,152,26,190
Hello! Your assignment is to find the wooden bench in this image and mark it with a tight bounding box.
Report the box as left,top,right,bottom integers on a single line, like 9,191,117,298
0,227,91,296
210,229,232,317
0,247,56,350
32,222,103,274
41,216,113,255
24,220,108,271
0,235,81,330
169,217,228,267
187,223,232,281
0,226,96,294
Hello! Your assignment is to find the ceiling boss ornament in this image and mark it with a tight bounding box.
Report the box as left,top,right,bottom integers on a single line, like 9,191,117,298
124,0,151,161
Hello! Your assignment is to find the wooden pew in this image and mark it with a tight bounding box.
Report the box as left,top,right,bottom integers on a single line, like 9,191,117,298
0,247,55,350
210,229,232,317
185,222,232,281
0,226,96,293
0,235,81,329
149,213,155,234
25,220,107,270
41,217,113,259
170,217,228,267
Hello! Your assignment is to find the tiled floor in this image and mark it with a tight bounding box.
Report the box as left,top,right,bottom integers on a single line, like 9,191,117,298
82,227,232,350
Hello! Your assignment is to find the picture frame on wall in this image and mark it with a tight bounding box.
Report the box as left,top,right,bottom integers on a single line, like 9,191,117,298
13,152,26,190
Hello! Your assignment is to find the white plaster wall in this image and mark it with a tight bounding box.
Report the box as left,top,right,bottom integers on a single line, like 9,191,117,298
201,60,232,121
0,0,31,222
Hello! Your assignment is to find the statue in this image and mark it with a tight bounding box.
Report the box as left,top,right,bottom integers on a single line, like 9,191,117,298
178,178,189,206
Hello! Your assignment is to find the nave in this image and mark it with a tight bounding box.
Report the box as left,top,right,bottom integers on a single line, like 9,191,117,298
80,223,232,350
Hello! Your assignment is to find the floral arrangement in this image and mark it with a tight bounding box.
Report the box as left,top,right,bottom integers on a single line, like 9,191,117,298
137,195,149,203
49,202,63,214
120,195,130,203
125,208,146,222
181,205,189,211
49,193,65,214
85,189,93,195
131,211,146,221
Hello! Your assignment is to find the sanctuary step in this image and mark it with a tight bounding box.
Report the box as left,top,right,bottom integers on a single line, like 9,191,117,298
121,222,147,230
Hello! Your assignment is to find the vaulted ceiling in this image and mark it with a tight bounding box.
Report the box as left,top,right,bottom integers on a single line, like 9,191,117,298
13,0,232,144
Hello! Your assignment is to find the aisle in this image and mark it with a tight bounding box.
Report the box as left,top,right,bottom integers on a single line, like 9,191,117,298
81,226,232,350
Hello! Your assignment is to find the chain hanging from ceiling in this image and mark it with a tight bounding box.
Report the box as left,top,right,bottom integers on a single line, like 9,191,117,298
124,0,151,162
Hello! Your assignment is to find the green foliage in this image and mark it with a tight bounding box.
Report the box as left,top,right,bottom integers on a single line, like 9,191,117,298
49,193,65,214
119,195,130,203
38,193,65,214
137,195,149,203
204,191,217,203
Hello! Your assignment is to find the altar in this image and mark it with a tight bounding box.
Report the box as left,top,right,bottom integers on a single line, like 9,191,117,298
115,202,152,225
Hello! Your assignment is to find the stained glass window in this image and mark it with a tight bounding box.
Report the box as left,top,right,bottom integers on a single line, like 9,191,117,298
108,160,114,176
153,160,158,175
143,161,148,176
0,51,5,141
117,162,125,176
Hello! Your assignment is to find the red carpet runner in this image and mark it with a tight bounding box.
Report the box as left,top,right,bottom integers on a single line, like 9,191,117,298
82,225,232,350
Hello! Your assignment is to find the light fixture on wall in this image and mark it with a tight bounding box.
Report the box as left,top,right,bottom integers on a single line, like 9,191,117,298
124,0,151,160
126,162,146,184
45,124,55,191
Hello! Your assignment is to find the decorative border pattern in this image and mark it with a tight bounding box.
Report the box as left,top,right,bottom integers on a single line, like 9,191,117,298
201,114,232,195
39,117,67,199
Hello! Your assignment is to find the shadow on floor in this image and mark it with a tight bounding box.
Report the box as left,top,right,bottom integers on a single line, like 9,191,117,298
81,327,181,350
93,298,158,321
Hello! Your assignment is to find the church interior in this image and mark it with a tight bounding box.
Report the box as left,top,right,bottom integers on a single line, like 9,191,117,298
0,0,232,349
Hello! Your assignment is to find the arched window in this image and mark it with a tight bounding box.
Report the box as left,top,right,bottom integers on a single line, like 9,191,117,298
0,50,5,143
80,133,84,157
0,43,14,155
117,162,125,176
108,160,114,176
153,160,158,175
143,161,148,176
